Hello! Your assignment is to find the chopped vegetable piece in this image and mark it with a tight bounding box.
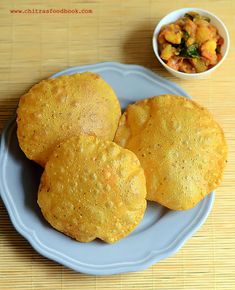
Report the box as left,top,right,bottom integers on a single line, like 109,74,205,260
179,59,196,73
196,26,212,43
202,16,211,22
184,19,197,35
201,40,217,64
187,44,200,57
166,56,182,70
184,31,190,40
184,13,194,20
217,54,222,61
217,37,224,46
160,44,175,60
190,58,207,72
186,37,195,46
165,30,182,44
180,44,199,58
184,12,199,20
201,40,217,54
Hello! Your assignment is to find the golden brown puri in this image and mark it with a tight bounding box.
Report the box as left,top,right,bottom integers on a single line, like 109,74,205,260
114,95,227,210
17,72,121,167
38,135,147,243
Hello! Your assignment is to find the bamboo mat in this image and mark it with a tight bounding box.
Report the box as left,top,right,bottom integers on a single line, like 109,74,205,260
0,0,235,289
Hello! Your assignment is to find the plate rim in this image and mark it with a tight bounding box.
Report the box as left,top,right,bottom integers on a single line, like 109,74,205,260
0,62,214,275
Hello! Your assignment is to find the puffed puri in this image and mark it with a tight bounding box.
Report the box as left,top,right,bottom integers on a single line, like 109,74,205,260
114,95,227,210
17,72,121,167
37,135,147,243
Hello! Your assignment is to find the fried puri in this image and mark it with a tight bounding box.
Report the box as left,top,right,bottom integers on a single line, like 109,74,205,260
17,72,121,166
114,95,227,210
37,135,147,243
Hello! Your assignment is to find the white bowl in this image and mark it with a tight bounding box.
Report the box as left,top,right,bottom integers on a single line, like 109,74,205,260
152,8,230,79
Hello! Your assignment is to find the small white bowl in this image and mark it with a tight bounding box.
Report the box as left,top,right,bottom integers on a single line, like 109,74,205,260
152,8,230,79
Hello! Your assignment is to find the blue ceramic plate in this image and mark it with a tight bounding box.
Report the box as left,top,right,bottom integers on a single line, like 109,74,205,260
0,62,214,275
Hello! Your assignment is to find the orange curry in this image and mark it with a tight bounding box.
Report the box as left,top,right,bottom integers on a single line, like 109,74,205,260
157,12,224,73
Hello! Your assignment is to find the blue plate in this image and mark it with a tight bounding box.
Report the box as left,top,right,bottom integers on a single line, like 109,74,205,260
0,62,214,275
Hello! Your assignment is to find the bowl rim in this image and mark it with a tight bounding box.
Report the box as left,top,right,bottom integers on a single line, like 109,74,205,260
152,7,230,77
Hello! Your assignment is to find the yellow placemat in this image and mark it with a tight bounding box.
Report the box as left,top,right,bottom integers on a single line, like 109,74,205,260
0,1,235,289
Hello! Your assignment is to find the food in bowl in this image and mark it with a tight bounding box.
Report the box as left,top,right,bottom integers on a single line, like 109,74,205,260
157,11,224,73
